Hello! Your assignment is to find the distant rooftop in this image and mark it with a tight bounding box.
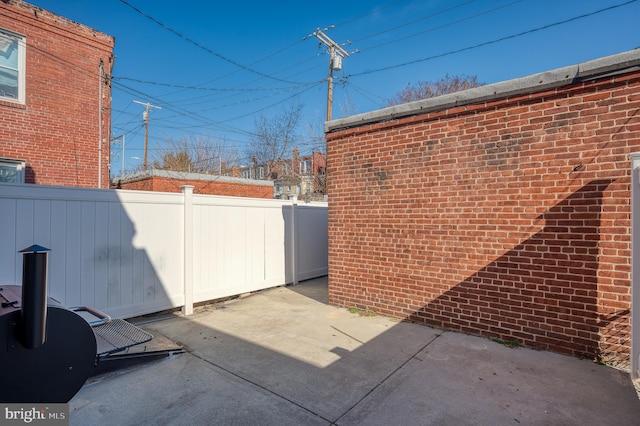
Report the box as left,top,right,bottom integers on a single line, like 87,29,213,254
113,169,274,187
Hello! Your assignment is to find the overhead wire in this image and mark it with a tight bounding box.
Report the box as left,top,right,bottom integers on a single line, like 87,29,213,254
124,0,519,124
112,77,325,142
110,0,416,144
110,0,637,166
355,0,524,51
332,0,409,28
112,76,317,92
111,79,257,137
118,0,310,85
172,0,517,123
350,0,479,45
348,0,639,78
113,0,413,104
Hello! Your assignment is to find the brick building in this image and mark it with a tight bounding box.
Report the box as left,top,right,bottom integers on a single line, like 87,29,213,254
237,149,327,200
114,169,274,199
325,50,640,368
0,0,114,187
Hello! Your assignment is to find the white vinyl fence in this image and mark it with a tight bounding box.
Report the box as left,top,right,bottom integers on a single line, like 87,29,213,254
0,183,328,319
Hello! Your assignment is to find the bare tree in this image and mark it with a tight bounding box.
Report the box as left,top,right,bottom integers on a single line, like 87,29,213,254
303,118,327,155
153,135,239,174
155,147,193,172
246,100,303,176
386,74,483,106
338,91,359,120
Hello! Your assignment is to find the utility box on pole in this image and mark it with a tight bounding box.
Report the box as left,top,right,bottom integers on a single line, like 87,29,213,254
312,28,350,122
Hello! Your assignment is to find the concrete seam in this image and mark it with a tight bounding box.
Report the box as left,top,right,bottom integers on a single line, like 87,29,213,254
332,331,445,425
185,349,334,424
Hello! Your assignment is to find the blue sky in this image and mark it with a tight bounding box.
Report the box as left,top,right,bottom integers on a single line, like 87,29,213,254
27,0,640,175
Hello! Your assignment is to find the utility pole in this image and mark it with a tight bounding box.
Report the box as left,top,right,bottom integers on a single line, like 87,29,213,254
133,100,161,170
313,28,349,122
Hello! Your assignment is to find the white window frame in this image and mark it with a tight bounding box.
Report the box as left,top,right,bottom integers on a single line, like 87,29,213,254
300,160,309,174
0,28,26,104
0,158,26,183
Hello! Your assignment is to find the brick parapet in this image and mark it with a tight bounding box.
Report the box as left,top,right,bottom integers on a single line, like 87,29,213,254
114,171,274,199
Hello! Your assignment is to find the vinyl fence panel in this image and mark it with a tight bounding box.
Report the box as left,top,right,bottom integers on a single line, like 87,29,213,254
0,184,327,319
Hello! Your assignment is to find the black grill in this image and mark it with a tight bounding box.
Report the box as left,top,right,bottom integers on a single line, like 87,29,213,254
0,245,177,403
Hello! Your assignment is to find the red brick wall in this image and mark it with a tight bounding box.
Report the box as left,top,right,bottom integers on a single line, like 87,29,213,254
326,70,640,368
117,176,274,199
0,0,114,187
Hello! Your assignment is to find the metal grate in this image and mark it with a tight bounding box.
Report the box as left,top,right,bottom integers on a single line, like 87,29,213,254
93,319,153,357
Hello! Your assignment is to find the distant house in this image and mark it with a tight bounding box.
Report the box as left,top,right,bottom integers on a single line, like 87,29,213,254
0,0,115,187
113,169,274,199
238,149,327,200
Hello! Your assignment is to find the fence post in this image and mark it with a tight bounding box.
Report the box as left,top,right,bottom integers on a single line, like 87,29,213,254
291,195,299,285
182,185,194,315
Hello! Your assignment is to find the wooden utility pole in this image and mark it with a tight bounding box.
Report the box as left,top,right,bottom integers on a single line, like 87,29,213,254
313,29,349,122
133,100,161,170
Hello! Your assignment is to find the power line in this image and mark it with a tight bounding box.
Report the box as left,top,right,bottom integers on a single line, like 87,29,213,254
112,81,257,138
355,0,523,52
113,76,316,92
111,0,636,166
350,0,478,45
332,0,409,29
110,0,521,131
118,0,306,85
348,0,639,78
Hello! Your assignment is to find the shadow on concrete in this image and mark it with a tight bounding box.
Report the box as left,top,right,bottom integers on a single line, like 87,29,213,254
70,276,640,425
288,276,330,304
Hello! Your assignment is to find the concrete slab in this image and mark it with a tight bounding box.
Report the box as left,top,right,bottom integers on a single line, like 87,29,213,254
71,351,326,426
339,331,640,425
138,282,439,422
69,277,640,425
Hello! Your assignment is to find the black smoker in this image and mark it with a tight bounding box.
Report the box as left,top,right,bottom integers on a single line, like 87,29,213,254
1,245,179,403
0,245,97,403
20,244,49,349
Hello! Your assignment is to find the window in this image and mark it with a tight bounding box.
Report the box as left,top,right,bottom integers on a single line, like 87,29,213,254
300,160,309,174
0,158,25,183
0,29,25,103
258,166,264,179
242,168,251,179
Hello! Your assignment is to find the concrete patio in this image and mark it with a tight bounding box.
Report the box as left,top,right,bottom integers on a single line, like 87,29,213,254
69,276,640,425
